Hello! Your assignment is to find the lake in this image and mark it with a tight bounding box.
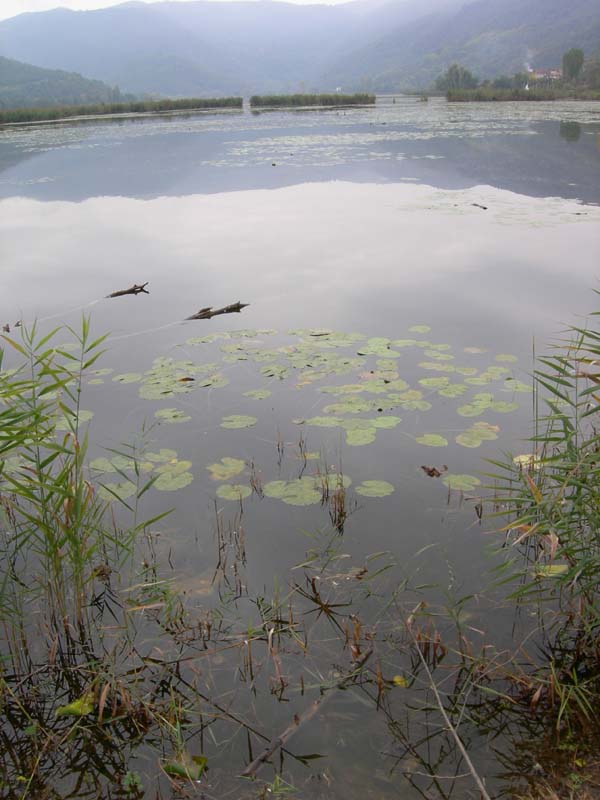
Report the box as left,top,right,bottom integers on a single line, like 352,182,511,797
1,96,600,798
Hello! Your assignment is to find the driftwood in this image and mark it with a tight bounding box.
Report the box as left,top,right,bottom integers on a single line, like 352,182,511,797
240,648,372,778
107,282,149,298
186,301,249,320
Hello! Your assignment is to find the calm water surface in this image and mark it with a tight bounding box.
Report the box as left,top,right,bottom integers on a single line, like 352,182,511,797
1,96,600,797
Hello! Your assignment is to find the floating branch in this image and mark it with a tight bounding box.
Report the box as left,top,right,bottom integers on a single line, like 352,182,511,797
107,282,149,298
186,301,249,320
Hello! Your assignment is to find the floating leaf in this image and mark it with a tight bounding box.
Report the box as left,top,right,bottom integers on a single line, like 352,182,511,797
409,325,431,333
243,389,272,400
416,434,448,447
438,384,468,398
220,415,257,429
355,480,394,497
154,408,191,424
263,477,322,506
56,409,94,430
503,379,532,394
154,471,194,491
513,454,542,470
207,457,245,480
56,691,94,717
442,474,481,491
98,480,137,501
346,428,376,446
495,354,518,363
216,484,251,500
163,754,207,781
145,449,178,463
392,675,409,687
456,421,499,448
112,373,142,384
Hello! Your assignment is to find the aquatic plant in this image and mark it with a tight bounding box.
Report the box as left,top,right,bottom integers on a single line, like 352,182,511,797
249,93,375,108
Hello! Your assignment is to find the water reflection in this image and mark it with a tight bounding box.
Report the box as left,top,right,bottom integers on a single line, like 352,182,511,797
1,98,599,203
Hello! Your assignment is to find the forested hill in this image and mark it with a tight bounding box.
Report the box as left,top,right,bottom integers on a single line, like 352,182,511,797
0,0,599,95
0,56,132,109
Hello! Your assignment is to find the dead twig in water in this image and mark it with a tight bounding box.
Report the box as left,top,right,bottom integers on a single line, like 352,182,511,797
240,648,372,778
107,282,149,298
404,605,492,800
186,301,249,320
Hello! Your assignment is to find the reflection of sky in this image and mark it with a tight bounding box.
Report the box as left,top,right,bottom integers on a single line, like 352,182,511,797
1,98,600,202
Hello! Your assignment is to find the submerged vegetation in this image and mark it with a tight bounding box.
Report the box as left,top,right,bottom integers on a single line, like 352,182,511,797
249,93,375,108
0,96,243,125
2,305,600,795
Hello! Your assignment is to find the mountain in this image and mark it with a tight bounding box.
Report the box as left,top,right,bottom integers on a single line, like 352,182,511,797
0,0,598,95
0,55,132,109
321,0,600,91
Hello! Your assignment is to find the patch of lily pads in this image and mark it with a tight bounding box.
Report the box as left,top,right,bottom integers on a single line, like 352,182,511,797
355,480,394,497
91,448,193,496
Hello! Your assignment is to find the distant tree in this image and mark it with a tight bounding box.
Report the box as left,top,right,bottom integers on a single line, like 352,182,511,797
563,48,584,81
435,64,478,92
492,74,512,89
582,57,600,89
512,72,529,89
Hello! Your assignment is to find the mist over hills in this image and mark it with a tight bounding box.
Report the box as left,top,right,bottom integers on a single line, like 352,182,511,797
0,0,598,96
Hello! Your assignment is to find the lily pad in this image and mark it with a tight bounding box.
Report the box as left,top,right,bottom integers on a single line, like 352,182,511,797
207,457,246,481
442,474,481,491
98,480,137,502
56,409,94,430
220,415,257,429
456,421,500,448
495,354,518,363
409,325,431,333
263,477,322,506
154,408,191,424
216,484,252,500
112,373,142,384
154,471,194,491
355,480,394,497
243,389,272,400
416,434,448,447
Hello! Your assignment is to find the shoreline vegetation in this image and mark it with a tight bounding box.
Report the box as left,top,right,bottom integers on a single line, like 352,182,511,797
0,96,243,125
447,86,600,102
249,93,375,107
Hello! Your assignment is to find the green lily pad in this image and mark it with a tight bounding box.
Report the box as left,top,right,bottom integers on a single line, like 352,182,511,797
416,434,448,447
495,354,518,363
263,477,322,506
355,480,394,497
220,415,257,429
503,379,532,394
424,350,454,361
98,480,137,502
419,362,455,373
163,754,207,781
56,409,94,430
216,484,252,500
154,408,191,424
145,449,178,463
442,474,481,491
154,471,194,491
346,428,376,445
409,325,431,333
438,384,468,398
243,389,272,400
456,421,500,448
419,377,450,388
112,373,142,384
88,378,104,385
207,457,246,481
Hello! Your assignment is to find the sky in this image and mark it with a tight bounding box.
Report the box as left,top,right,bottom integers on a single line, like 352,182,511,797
0,0,349,21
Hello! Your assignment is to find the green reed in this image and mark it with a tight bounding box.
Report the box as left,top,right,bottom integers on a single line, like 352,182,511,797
488,306,600,733
0,97,243,125
249,93,375,108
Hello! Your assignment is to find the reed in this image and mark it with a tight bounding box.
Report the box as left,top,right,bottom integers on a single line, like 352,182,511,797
249,93,375,108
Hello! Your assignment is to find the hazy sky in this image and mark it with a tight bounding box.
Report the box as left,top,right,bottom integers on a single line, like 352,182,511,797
0,0,349,22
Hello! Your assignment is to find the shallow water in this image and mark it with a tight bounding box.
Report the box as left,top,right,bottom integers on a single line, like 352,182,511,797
1,96,600,797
